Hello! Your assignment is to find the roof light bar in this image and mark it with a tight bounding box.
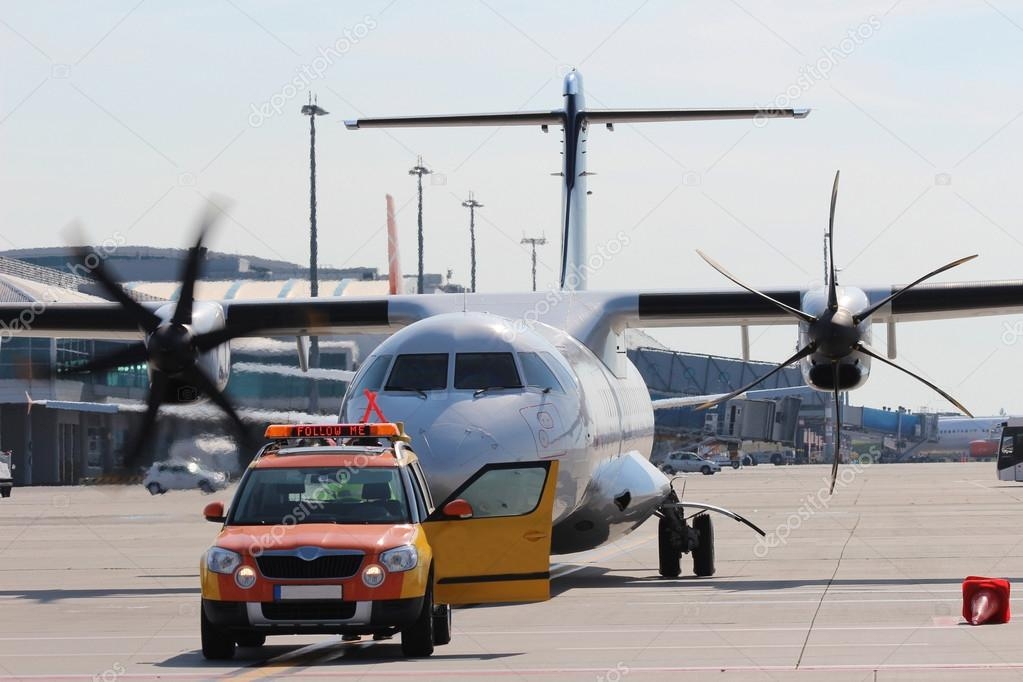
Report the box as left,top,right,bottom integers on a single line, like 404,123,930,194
264,423,401,439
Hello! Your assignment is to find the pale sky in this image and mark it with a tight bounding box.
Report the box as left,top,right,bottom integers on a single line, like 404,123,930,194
4,1,1023,415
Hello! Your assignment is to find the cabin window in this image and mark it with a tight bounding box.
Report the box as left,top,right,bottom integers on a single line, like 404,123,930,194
454,352,522,390
518,351,563,392
385,353,448,391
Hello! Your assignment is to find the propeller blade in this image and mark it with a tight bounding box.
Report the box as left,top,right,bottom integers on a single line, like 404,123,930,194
855,342,974,417
183,367,251,443
697,343,817,410
121,371,166,469
72,342,149,375
829,363,842,495
827,170,840,312
193,326,254,353
696,250,815,324
853,254,979,324
171,202,223,327
72,245,162,333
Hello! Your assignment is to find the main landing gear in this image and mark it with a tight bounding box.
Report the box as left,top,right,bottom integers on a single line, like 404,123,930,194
655,487,768,579
656,490,714,578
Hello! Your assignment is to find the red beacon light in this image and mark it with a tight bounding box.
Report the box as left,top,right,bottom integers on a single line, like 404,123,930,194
264,423,403,440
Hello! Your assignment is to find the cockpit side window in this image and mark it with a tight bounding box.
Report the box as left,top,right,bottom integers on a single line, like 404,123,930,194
518,351,563,393
349,354,392,397
385,353,448,391
454,352,522,390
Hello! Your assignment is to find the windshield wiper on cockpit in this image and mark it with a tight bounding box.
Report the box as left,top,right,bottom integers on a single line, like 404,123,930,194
473,385,524,398
387,386,428,399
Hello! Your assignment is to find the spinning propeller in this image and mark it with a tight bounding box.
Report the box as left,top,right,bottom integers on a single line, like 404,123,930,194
73,205,256,469
697,171,976,493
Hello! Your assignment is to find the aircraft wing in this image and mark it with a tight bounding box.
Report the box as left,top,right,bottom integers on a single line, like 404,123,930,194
345,111,564,129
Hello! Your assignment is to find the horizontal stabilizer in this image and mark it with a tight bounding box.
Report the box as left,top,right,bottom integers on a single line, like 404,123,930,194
345,111,563,129
584,108,810,124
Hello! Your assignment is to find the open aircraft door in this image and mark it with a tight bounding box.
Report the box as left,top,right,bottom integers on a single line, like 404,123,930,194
423,460,558,605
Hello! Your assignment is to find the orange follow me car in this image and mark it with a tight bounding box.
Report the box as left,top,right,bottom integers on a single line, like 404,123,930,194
199,422,558,659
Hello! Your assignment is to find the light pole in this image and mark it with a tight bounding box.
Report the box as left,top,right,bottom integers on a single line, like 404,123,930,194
301,94,327,412
461,191,483,293
520,235,547,292
408,156,432,294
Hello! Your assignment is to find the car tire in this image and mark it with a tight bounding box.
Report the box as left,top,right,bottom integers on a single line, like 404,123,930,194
199,480,214,494
657,514,682,578
700,465,712,475
692,513,715,577
401,581,435,657
731,460,740,469
235,633,266,648
662,466,675,476
771,454,783,466
201,599,236,660
432,603,452,645
146,482,163,495
0,487,10,498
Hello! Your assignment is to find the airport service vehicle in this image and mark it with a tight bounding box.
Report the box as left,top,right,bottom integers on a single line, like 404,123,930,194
199,422,558,660
660,452,720,476
144,460,228,495
996,419,1023,481
0,451,12,498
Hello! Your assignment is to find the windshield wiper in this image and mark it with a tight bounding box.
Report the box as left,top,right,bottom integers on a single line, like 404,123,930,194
387,386,428,399
473,385,523,398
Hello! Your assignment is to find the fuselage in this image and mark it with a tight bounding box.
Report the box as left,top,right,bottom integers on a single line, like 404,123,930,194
338,312,664,554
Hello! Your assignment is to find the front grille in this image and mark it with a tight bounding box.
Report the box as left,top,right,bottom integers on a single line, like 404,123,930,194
261,601,356,621
256,554,363,580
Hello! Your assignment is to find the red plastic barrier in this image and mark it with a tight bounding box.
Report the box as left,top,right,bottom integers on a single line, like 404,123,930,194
962,576,1011,625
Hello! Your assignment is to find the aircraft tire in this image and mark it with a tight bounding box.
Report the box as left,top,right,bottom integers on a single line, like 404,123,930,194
692,513,715,577
201,599,236,660
401,582,435,657
657,514,682,578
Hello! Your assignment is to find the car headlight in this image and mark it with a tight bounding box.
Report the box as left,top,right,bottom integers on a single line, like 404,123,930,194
362,564,385,588
380,545,418,573
206,547,242,575
235,565,257,589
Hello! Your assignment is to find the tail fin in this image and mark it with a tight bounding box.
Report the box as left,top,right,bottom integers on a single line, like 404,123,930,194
386,194,402,295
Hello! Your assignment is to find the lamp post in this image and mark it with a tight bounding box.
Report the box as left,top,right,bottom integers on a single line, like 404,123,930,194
461,191,483,293
408,156,432,294
301,94,327,412
520,235,547,292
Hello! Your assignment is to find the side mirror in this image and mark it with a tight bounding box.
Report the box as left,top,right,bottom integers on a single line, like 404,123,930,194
203,501,226,523
442,498,474,519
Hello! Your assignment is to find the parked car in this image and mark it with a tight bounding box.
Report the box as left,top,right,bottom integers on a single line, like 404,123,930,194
660,451,721,475
144,461,229,494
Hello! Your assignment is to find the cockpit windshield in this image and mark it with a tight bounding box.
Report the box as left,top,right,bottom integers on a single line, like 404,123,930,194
454,352,522,390
385,353,448,391
229,466,410,525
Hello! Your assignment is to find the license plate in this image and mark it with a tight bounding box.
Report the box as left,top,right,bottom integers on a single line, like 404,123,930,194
274,585,343,601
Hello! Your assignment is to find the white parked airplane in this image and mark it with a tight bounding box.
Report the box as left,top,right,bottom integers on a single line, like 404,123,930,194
7,71,1023,578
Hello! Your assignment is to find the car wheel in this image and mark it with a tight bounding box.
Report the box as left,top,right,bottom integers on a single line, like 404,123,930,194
235,633,266,648
199,480,214,494
700,465,712,475
731,460,741,469
401,580,435,657
771,454,783,466
662,466,675,476
432,603,452,645
146,482,163,495
0,487,10,498
692,513,715,577
200,599,236,660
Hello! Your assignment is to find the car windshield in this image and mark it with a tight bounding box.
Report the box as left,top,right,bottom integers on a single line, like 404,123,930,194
229,466,411,525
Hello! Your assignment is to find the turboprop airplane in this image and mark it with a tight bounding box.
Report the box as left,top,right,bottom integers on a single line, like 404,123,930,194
5,71,1023,579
